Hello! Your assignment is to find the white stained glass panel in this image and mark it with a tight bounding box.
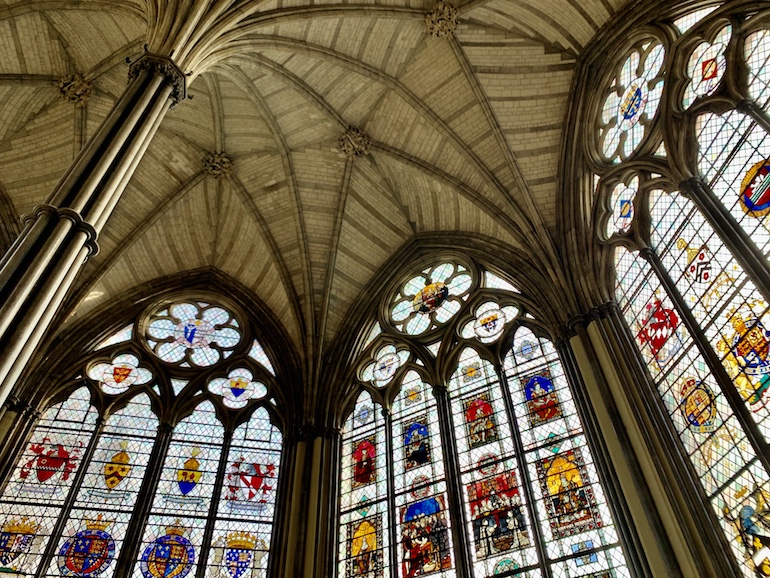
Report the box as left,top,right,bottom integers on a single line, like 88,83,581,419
615,247,770,577
650,189,770,440
696,111,770,258
47,395,158,578
132,402,224,577
0,388,98,576
747,28,770,106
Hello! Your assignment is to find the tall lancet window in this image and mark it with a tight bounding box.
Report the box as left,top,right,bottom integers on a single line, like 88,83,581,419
0,297,284,578
590,4,770,576
337,261,630,578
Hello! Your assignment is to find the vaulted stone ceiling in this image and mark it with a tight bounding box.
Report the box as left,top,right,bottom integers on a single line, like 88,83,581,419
0,0,626,359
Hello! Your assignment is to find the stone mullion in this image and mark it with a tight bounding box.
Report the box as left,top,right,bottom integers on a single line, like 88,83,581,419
432,384,472,578
317,430,341,578
113,422,174,578
600,304,740,577
736,99,770,136
556,331,653,578
384,409,399,577
497,368,553,578
0,55,186,412
34,417,105,578
270,434,299,578
194,430,233,578
679,177,770,304
641,248,770,470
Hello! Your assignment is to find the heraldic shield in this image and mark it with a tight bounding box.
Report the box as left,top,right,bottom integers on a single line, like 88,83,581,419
0,517,38,568
177,449,202,496
224,532,257,578
57,517,116,577
140,521,195,578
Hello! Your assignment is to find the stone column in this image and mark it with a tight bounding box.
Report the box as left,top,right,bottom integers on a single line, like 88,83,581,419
570,305,740,578
0,54,186,408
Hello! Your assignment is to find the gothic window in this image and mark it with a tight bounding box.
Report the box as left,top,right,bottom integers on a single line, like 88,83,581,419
594,5,770,576
0,298,283,578
338,261,630,578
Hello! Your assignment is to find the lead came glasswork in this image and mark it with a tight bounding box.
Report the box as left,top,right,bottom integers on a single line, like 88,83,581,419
682,26,731,109
599,42,665,162
0,388,97,577
341,261,630,578
339,391,389,578
0,299,284,578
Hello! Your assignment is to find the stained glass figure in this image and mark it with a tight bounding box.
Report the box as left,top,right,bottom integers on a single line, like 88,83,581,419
346,517,383,578
463,394,498,449
468,463,530,559
523,371,562,427
400,496,452,577
535,449,602,538
403,419,431,470
352,438,376,489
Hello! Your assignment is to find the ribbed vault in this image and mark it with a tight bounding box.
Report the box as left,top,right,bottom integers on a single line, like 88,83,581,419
0,0,628,397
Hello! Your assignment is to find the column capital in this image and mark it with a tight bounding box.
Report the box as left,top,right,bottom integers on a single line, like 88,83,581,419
128,53,187,106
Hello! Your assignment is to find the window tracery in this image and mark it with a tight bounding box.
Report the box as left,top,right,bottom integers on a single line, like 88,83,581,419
0,298,284,578
594,5,770,575
339,261,630,578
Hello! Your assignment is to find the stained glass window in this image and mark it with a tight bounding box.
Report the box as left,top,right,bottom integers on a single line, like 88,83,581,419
339,261,630,578
593,5,770,575
598,41,665,162
0,388,97,576
0,297,285,578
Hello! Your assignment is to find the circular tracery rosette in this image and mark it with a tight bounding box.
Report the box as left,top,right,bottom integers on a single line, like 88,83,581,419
390,263,472,335
144,301,241,368
208,368,268,409
598,41,665,162
87,353,153,395
360,344,410,387
460,302,518,344
605,175,639,237
682,26,731,109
